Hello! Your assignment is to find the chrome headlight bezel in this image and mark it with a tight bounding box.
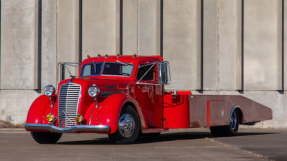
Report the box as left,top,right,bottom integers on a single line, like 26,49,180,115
43,85,55,97
88,85,100,97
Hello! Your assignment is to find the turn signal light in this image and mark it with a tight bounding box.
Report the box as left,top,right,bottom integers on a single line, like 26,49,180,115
46,113,55,122
76,115,84,123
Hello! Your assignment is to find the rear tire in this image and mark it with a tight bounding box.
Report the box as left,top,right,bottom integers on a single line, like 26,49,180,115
210,109,240,137
109,105,140,144
31,132,62,144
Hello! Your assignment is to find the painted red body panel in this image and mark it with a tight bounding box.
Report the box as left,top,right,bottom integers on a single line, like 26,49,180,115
25,55,272,134
84,93,147,134
26,95,52,125
163,91,190,129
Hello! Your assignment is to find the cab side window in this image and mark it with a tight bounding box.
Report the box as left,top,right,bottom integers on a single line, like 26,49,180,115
81,64,93,77
137,64,155,81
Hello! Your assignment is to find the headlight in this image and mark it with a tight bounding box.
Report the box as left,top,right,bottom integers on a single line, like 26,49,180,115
88,85,100,97
43,85,55,96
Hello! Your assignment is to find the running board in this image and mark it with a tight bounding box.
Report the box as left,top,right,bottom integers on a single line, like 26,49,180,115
142,128,165,134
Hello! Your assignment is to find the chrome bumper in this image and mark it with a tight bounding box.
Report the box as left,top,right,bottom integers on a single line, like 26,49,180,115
25,123,110,133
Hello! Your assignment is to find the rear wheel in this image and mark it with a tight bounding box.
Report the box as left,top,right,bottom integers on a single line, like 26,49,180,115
210,109,240,137
31,132,62,144
109,106,141,144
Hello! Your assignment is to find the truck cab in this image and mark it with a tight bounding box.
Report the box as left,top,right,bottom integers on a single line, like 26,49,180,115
25,55,171,143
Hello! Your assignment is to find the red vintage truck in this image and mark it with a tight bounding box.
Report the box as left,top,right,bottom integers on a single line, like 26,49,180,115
25,55,272,144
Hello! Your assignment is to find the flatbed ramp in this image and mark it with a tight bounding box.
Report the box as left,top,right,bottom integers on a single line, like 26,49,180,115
190,95,272,128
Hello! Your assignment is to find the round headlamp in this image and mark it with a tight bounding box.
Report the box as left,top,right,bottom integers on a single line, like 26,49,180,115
43,85,55,97
88,85,100,97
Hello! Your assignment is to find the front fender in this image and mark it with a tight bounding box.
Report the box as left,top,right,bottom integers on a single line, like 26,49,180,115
26,95,52,125
85,94,146,134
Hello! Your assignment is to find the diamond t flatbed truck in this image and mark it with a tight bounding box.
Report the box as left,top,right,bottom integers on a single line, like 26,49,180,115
25,55,272,144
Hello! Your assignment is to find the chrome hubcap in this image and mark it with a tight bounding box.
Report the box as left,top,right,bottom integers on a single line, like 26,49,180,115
118,114,136,138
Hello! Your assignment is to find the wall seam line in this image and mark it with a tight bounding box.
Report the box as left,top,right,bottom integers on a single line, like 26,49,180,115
199,0,204,93
160,0,163,57
0,0,2,90
37,0,42,92
120,0,123,55
239,0,245,93
282,0,285,93
79,0,83,62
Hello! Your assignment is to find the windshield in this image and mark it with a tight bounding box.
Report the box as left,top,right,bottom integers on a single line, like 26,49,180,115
81,62,134,77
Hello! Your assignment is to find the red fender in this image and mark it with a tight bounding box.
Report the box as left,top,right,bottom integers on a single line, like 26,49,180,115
26,95,52,125
85,93,147,134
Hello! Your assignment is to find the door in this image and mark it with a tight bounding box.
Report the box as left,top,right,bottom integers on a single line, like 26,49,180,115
134,63,163,128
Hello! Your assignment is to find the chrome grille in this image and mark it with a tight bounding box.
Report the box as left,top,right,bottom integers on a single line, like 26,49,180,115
58,83,81,127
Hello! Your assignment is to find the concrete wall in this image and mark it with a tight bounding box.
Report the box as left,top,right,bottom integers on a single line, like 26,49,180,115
122,0,138,54
285,0,287,91
83,0,119,57
42,0,57,87
57,0,79,63
0,0,287,127
203,0,242,90
1,0,38,90
244,0,282,90
0,0,39,124
164,0,201,90
122,0,160,55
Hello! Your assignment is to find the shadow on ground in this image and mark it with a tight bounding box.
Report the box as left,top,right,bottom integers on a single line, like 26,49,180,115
58,131,275,145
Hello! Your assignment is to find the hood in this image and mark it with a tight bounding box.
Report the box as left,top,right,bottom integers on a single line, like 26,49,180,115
56,76,134,116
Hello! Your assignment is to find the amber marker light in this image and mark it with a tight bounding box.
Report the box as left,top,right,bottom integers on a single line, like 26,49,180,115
76,115,84,123
46,113,55,123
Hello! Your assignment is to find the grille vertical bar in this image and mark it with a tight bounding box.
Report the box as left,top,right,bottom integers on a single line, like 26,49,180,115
58,83,81,127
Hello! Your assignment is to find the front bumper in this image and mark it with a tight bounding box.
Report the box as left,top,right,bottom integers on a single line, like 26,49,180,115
25,123,110,133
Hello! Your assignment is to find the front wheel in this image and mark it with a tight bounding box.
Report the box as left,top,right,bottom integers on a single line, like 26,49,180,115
31,132,62,144
109,106,140,144
210,109,240,137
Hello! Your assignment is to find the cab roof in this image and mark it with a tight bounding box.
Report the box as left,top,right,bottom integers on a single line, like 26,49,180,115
81,55,163,65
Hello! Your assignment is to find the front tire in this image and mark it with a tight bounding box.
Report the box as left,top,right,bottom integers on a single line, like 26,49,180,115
210,109,240,137
31,132,62,144
109,106,140,144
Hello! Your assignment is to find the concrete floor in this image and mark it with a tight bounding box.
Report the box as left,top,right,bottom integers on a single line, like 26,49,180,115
0,128,285,161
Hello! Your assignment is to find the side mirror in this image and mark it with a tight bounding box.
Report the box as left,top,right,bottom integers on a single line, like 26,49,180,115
58,62,79,81
159,61,171,85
